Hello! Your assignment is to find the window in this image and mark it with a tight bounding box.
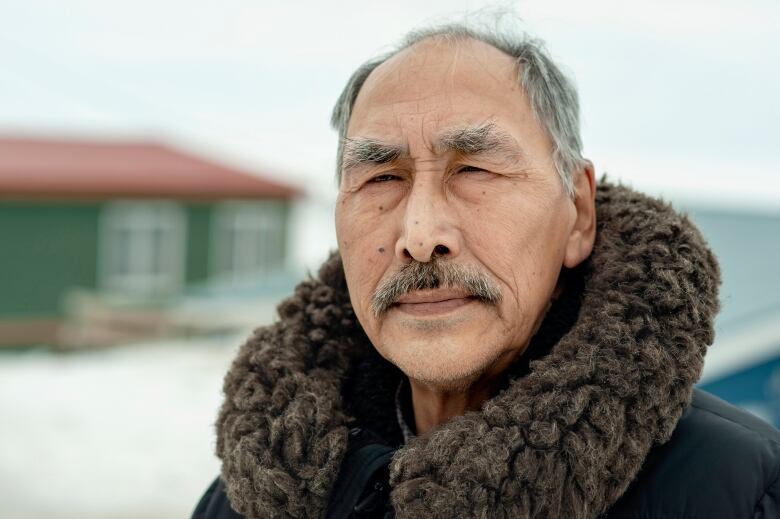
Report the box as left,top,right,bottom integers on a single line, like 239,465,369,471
211,201,285,279
99,201,185,296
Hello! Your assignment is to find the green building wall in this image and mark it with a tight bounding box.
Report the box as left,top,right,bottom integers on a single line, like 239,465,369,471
0,199,290,323
0,202,100,319
184,203,213,285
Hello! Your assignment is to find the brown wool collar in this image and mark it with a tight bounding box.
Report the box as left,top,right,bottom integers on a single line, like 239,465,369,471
215,181,721,518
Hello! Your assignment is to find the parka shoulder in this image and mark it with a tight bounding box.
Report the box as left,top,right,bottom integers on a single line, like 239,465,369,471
192,477,243,519
605,388,780,519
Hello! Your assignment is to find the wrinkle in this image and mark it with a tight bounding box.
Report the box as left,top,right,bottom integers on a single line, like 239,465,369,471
216,182,721,519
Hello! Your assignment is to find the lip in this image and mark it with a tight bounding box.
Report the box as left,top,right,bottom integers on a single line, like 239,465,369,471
395,289,473,304
393,289,476,317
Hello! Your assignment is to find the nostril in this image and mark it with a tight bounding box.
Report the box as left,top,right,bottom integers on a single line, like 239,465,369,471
433,244,449,256
402,248,413,259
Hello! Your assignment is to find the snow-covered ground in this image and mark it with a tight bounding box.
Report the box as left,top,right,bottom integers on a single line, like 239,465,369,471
0,335,244,519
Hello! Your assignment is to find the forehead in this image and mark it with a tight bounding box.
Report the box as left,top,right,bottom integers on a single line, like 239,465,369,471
347,37,530,141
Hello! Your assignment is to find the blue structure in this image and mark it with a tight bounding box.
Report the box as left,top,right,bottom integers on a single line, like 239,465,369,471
685,205,780,427
700,349,780,426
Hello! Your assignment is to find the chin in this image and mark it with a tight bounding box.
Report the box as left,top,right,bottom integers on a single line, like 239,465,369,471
379,329,505,391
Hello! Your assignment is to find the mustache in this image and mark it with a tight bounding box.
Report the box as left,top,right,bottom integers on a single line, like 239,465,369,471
371,258,502,317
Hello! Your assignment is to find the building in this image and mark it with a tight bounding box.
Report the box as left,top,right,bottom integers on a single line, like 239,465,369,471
0,136,300,347
688,206,780,427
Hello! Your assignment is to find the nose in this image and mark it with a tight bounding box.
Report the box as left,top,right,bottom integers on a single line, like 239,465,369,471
394,178,461,263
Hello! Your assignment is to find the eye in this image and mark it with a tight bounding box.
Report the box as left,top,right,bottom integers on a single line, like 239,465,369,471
456,165,488,174
368,174,400,183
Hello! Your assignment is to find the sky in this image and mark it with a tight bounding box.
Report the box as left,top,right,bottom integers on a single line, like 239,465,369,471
1,0,778,269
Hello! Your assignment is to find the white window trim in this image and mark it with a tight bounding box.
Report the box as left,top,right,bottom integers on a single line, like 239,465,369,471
98,201,186,297
210,201,284,280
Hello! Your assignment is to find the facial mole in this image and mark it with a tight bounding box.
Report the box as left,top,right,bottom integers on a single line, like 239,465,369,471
378,247,385,253
378,205,383,211
414,221,419,225
482,191,486,195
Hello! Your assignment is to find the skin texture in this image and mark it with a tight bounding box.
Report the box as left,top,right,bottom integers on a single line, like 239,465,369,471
334,37,596,435
217,183,722,518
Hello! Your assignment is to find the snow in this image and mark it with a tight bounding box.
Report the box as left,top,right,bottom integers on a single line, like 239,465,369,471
0,336,243,518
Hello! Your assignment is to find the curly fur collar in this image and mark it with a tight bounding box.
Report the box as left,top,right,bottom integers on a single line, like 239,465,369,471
215,182,720,518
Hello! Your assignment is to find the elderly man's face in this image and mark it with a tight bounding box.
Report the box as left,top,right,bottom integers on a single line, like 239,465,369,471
335,38,593,388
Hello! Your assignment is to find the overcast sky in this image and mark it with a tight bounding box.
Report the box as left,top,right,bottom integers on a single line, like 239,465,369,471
1,0,778,268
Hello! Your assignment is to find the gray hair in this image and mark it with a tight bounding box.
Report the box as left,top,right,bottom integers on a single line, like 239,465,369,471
330,16,585,197
372,257,502,317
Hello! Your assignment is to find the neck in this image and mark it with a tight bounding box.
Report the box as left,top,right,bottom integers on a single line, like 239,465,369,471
409,379,495,435
407,349,524,434
406,330,544,435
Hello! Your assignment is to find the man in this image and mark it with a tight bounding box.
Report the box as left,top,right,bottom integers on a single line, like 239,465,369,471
194,21,780,518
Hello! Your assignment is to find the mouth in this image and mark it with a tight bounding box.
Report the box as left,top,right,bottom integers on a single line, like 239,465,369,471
391,289,477,317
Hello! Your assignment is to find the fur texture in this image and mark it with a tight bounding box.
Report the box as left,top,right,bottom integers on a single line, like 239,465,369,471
215,182,720,518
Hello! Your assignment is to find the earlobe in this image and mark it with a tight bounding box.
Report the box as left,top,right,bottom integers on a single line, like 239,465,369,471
563,161,597,269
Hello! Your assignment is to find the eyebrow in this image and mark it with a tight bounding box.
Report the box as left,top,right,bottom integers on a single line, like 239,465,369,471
342,138,405,173
436,122,521,157
341,122,523,174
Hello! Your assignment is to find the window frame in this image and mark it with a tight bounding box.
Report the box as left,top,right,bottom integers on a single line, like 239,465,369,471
98,200,186,297
210,200,285,280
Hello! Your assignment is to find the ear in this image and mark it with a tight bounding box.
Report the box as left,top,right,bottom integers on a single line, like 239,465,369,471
563,160,597,268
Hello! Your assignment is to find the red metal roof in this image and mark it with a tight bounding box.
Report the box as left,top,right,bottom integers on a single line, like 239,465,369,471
0,137,301,200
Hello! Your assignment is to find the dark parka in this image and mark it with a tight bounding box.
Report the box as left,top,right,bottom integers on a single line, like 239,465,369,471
194,183,780,518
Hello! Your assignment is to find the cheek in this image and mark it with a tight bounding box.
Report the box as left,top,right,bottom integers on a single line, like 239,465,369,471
459,195,537,269
336,182,406,240
459,193,568,303
335,193,398,324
